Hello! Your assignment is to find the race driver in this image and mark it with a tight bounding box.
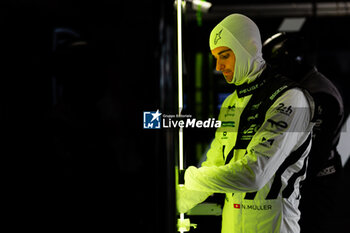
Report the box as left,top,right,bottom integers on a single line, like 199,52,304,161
177,14,315,233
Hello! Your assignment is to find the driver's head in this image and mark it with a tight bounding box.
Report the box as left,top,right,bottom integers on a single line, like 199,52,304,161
209,14,265,85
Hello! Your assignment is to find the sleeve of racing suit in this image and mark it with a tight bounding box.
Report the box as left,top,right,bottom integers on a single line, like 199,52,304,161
176,98,231,213
184,88,313,193
176,185,212,213
176,139,220,213
176,97,231,213
201,137,226,167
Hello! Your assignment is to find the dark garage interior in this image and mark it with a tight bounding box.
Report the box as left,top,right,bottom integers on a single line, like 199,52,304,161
1,1,349,232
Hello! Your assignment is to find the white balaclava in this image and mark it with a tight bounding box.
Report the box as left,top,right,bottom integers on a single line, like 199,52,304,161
209,14,266,85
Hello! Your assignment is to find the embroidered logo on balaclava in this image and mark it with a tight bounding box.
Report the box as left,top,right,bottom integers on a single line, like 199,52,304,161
214,29,223,45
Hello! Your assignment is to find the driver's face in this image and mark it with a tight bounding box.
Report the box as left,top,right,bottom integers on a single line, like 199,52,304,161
211,46,236,83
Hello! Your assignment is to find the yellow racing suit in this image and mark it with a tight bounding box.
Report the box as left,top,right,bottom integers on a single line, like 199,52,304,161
178,72,314,233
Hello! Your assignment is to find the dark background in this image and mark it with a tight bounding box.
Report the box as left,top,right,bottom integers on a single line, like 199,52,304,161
1,1,349,232
1,0,173,232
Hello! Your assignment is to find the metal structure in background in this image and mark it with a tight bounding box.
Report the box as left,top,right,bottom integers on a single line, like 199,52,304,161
159,0,177,232
176,0,202,232
177,0,184,172
187,2,350,20
51,28,81,106
175,1,213,232
176,0,186,231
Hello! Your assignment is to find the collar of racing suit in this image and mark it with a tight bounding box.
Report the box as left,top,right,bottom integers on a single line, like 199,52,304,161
234,65,274,98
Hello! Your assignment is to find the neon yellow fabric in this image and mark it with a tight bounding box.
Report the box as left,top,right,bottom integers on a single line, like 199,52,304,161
178,88,313,233
176,185,211,214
